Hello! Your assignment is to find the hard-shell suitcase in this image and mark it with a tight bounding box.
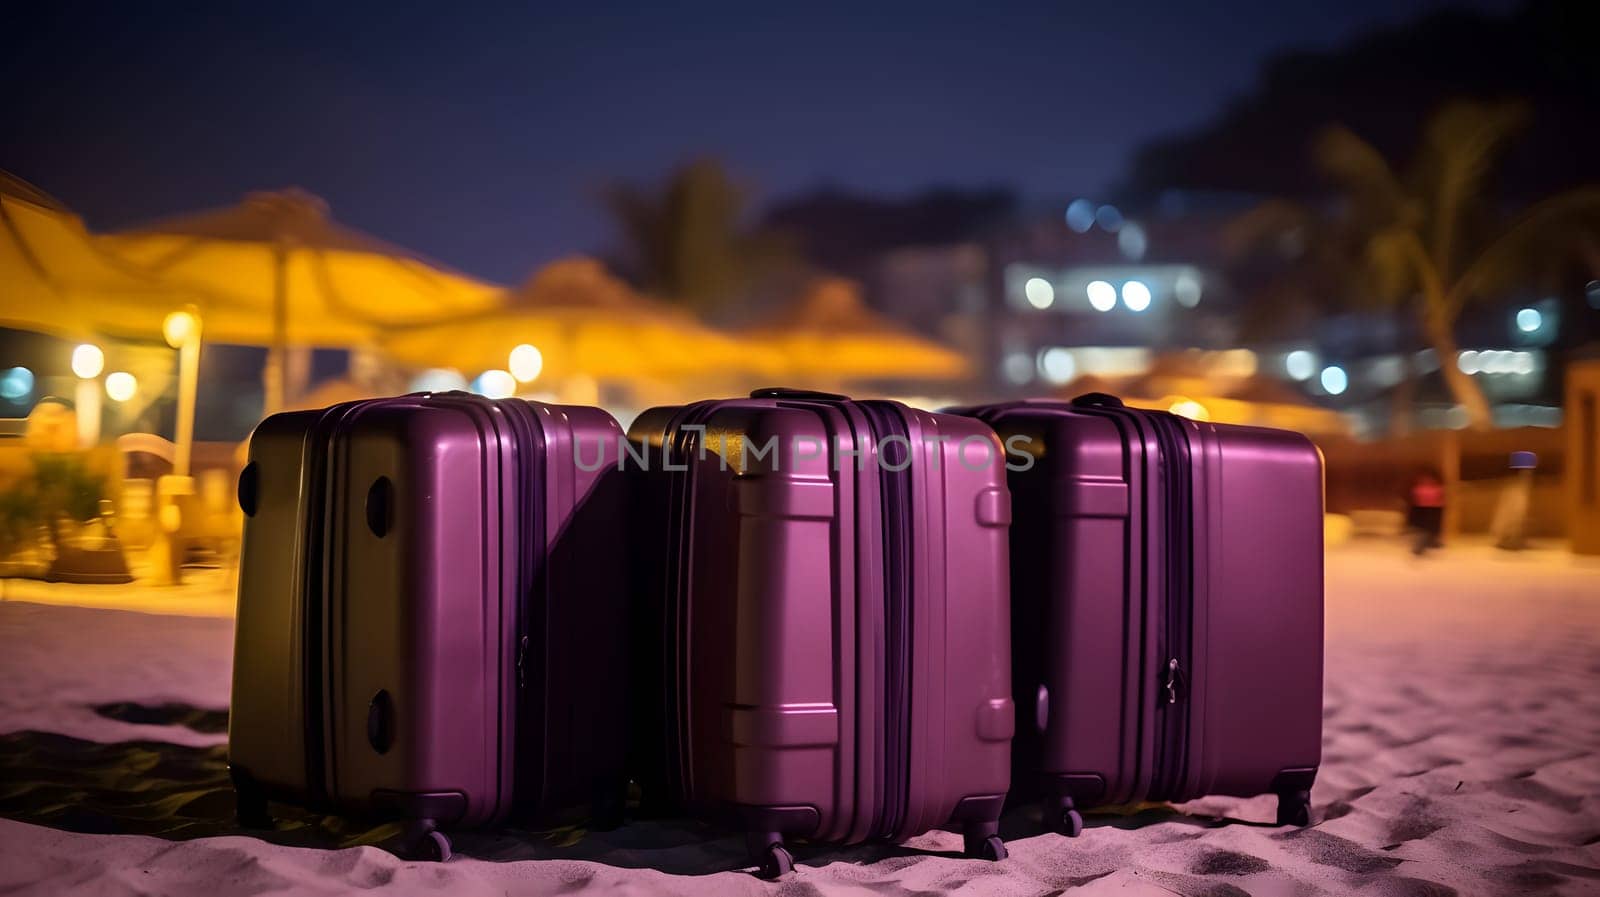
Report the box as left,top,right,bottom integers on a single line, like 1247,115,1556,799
229,393,629,859
957,394,1323,835
627,388,1015,877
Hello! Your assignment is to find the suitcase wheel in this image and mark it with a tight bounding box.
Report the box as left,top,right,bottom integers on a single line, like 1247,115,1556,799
399,819,452,862
1047,796,1084,837
747,832,794,878
966,834,1008,862
420,830,452,862
1057,808,1085,838
1275,790,1312,828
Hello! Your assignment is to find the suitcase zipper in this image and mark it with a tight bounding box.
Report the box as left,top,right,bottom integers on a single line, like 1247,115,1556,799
1148,413,1193,801
860,401,912,840
497,400,545,808
659,401,716,805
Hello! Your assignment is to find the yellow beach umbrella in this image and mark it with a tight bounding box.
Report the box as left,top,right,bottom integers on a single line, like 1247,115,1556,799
101,189,503,411
0,171,231,340
380,257,776,385
743,277,970,381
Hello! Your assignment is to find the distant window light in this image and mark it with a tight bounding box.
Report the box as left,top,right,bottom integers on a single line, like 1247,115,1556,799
1121,280,1151,312
1173,271,1202,307
1065,199,1096,233
1024,277,1055,309
1095,204,1123,232
1515,307,1542,333
1086,280,1117,312
1037,347,1076,385
1458,350,1481,375
1320,365,1349,395
1285,350,1316,381
1117,223,1147,261
1002,352,1035,385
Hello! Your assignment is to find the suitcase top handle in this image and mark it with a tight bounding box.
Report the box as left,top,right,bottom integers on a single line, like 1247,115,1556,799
1070,392,1125,408
750,387,851,401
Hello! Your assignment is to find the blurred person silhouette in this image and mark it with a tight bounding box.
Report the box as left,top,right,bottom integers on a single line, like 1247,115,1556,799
1490,451,1537,551
1407,467,1446,556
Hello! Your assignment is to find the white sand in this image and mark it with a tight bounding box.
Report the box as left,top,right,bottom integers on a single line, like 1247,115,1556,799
1,541,1597,896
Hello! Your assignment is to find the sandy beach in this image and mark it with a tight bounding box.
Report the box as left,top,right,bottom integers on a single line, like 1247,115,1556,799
1,540,1597,896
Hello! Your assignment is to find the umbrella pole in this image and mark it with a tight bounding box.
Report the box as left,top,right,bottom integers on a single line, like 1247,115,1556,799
174,315,201,477
264,242,289,414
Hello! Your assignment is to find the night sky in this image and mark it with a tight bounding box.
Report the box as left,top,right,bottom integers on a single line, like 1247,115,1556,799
4,1,1514,285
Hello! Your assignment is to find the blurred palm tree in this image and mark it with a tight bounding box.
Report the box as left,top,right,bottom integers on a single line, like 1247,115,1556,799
1315,100,1600,430
1228,101,1600,432
603,158,795,314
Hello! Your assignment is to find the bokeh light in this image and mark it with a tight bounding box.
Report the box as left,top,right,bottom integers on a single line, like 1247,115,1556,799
1168,397,1210,421
1002,352,1034,385
1285,349,1316,381
509,343,544,382
1117,222,1147,260
163,310,199,348
1121,280,1151,312
0,367,33,401
409,367,469,393
105,371,138,402
71,344,105,379
1320,365,1348,395
1037,347,1076,384
1095,204,1123,232
1086,280,1117,312
1515,307,1542,333
1173,271,1203,307
473,369,517,399
1023,277,1055,309
1064,199,1096,233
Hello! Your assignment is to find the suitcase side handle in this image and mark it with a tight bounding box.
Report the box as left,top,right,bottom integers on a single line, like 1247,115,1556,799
1070,392,1125,408
749,387,850,401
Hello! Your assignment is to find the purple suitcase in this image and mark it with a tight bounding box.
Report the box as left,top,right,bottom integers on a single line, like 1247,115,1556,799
958,394,1323,834
627,388,1015,876
229,393,629,859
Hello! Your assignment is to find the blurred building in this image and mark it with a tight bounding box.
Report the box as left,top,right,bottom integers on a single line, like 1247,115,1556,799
767,187,1598,438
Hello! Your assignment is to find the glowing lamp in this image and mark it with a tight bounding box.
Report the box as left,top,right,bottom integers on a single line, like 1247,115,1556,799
163,310,199,348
